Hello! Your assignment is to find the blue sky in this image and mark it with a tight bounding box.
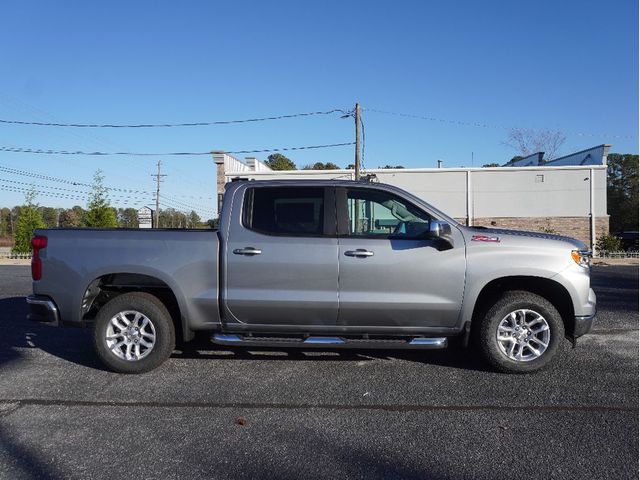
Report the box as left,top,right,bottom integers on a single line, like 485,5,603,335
0,0,637,217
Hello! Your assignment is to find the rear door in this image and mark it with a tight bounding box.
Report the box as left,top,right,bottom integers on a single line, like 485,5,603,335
224,185,339,327
336,186,465,328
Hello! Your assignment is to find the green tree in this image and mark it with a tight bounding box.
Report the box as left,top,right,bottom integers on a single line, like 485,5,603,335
265,153,296,170
302,162,341,170
40,207,59,228
158,207,180,228
12,189,45,253
59,207,83,227
117,208,139,228
85,170,117,228
482,163,500,168
187,210,201,228
0,207,10,237
380,165,405,169
607,153,639,232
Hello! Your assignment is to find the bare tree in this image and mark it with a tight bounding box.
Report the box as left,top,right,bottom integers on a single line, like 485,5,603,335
504,128,566,161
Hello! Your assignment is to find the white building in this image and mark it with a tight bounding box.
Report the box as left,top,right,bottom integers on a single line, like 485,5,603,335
213,148,610,249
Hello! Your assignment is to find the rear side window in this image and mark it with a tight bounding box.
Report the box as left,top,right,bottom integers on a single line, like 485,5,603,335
244,187,325,236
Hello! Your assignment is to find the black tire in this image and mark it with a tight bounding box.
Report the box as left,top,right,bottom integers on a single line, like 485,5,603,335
475,290,565,374
93,292,175,374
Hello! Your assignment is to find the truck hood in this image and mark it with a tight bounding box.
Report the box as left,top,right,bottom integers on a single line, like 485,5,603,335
465,226,587,250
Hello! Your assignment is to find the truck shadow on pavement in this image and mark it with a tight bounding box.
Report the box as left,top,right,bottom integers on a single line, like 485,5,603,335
0,296,490,373
170,334,491,372
0,296,103,370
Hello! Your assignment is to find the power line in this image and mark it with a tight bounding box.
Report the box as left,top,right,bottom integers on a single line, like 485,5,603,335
0,178,90,195
0,164,150,194
364,107,636,140
0,179,154,204
0,184,154,206
161,195,215,214
0,164,90,187
0,109,348,128
0,141,355,156
157,200,214,217
0,163,213,202
225,142,356,155
0,166,213,214
1,183,213,220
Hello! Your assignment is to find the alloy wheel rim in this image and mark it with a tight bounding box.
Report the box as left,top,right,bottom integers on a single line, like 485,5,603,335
496,309,550,362
105,310,156,361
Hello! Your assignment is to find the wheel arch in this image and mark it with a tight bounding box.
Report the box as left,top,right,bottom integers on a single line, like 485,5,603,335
80,272,193,343
468,275,575,335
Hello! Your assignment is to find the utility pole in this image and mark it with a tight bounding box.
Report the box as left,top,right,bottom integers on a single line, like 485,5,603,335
354,102,361,180
152,160,166,228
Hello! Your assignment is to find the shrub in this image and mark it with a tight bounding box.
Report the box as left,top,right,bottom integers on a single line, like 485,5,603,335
596,232,622,254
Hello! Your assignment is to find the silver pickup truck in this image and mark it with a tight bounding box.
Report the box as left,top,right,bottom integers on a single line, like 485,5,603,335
27,179,596,374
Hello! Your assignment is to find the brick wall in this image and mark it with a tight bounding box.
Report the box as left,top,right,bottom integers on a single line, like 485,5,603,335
454,216,609,247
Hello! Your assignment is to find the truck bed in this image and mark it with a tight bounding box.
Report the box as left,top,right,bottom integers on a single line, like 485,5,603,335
33,228,221,336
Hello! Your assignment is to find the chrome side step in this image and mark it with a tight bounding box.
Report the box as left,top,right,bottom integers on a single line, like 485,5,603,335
409,337,448,347
211,334,448,350
303,336,345,345
213,334,243,342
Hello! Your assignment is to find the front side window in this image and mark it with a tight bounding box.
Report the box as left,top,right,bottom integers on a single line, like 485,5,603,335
347,188,431,239
244,187,325,236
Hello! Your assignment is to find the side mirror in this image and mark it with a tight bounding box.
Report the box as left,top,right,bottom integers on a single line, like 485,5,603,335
428,220,451,238
423,220,453,249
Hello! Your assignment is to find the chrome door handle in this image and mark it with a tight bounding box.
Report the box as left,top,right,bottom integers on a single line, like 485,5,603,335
344,249,374,258
233,247,262,256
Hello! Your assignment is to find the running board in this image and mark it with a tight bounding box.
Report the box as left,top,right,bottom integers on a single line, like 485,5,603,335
211,334,448,350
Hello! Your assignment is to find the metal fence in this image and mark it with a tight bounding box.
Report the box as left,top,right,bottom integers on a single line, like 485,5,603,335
596,250,639,259
0,252,31,259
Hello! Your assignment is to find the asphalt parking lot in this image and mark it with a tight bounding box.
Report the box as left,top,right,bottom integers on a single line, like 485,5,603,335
0,265,637,479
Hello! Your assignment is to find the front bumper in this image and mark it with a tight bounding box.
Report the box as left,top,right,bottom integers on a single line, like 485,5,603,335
26,295,60,327
572,313,595,338
568,288,596,339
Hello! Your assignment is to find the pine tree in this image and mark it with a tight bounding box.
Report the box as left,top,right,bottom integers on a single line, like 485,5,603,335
12,188,45,253
85,170,117,228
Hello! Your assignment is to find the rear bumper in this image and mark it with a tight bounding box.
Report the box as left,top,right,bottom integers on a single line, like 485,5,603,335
26,295,60,327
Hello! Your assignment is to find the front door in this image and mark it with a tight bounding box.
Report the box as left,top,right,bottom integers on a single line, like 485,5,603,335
336,187,465,328
224,185,339,327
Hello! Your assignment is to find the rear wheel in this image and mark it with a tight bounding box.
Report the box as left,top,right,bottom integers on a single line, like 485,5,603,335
476,291,564,373
93,292,175,373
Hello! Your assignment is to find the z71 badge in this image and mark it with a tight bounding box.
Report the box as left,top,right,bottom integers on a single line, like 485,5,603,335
471,235,501,243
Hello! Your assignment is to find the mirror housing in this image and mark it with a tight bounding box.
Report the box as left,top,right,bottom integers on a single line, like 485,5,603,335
427,220,451,238
422,220,453,248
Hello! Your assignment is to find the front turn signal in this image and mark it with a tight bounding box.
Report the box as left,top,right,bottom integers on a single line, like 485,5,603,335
571,249,592,268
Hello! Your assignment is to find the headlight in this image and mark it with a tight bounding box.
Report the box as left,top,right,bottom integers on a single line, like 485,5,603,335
571,249,592,268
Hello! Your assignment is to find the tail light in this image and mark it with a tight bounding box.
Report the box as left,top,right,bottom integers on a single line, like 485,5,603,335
31,235,47,280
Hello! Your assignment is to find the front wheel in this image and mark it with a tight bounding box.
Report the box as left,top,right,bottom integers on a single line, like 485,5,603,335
476,291,565,373
93,292,175,374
